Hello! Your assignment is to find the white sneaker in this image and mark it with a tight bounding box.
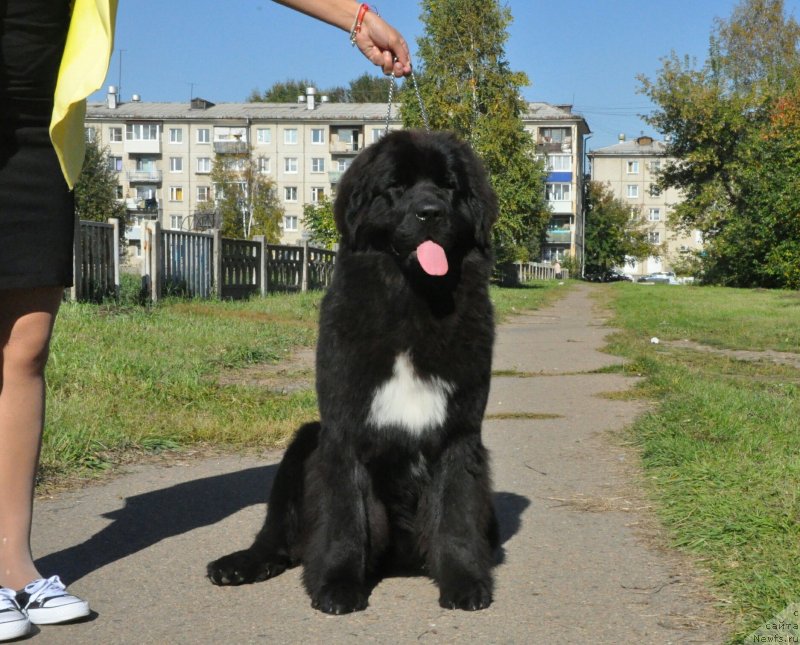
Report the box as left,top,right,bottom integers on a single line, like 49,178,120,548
0,588,30,641
17,575,90,625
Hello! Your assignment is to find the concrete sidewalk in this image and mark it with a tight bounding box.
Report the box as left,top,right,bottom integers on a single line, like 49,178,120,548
28,284,727,644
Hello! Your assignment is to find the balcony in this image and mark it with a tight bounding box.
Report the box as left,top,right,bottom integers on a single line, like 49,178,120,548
328,170,343,184
127,170,162,183
546,228,573,245
548,199,573,214
124,139,161,155
330,141,359,154
213,141,249,154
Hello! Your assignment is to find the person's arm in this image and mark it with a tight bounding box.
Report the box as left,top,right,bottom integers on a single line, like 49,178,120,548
273,0,411,76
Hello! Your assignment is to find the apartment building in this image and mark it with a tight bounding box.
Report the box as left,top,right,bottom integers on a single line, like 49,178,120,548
86,88,592,267
588,135,703,278
523,103,591,265
85,87,399,261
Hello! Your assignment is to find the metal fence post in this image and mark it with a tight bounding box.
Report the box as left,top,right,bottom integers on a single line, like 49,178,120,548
212,228,223,298
109,218,120,302
150,221,162,302
301,240,309,293
253,235,267,296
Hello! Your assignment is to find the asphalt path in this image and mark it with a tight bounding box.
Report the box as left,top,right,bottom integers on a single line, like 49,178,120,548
27,284,728,644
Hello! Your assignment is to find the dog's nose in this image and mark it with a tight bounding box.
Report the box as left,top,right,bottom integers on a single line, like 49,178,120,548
416,204,443,221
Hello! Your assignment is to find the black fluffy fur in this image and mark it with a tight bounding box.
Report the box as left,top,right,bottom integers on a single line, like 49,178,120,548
207,130,500,614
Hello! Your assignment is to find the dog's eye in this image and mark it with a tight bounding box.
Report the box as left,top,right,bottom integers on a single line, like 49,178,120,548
387,186,404,201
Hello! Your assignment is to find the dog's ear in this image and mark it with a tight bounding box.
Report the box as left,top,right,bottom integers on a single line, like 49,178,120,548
333,142,383,247
463,149,498,251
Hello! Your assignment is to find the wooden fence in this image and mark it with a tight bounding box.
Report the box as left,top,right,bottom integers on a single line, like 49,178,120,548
71,219,120,303
514,261,568,282
141,222,337,302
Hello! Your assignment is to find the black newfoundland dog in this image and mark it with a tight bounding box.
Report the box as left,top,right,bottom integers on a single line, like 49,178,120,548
207,130,499,614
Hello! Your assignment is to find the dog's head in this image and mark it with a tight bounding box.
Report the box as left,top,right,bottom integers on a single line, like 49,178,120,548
333,130,497,279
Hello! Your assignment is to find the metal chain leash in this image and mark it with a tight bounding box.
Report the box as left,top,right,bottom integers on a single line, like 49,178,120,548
385,66,430,134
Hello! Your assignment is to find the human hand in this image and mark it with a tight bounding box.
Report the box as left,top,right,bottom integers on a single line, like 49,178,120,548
355,10,412,77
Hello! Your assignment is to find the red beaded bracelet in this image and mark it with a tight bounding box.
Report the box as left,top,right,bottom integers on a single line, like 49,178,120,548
349,3,370,45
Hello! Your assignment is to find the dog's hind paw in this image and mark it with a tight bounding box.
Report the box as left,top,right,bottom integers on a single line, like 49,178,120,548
207,549,288,586
438,579,492,611
311,582,368,615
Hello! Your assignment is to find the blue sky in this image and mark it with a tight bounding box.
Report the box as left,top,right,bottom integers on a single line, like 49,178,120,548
90,1,800,149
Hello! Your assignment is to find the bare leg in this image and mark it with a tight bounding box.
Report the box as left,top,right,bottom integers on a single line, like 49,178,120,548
0,287,62,590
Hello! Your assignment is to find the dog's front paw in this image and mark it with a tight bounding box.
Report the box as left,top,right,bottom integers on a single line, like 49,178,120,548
311,582,368,615
439,579,492,611
207,549,288,586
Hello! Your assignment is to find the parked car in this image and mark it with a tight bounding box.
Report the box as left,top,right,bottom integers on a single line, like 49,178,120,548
585,269,632,283
637,271,679,284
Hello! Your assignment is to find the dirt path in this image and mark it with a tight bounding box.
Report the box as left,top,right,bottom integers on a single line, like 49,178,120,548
29,283,728,644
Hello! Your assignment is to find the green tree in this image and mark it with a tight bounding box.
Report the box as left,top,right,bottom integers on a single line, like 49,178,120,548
210,151,283,241
639,0,800,286
302,196,338,249
74,135,126,227
347,73,390,102
583,181,655,277
402,0,549,264
248,79,318,102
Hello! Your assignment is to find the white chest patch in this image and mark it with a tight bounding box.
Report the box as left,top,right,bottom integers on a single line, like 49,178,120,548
367,353,454,436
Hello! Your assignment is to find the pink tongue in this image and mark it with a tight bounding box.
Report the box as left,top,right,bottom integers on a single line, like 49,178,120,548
417,241,448,276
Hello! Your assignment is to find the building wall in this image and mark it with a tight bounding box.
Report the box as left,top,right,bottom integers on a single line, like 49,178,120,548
590,138,702,277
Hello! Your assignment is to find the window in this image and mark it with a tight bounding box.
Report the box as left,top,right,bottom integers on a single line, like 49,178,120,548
546,155,572,171
539,127,570,143
311,158,325,173
371,128,385,143
108,156,123,172
648,231,661,244
109,127,123,142
546,183,571,201
258,156,271,174
626,184,639,199
136,157,157,171
196,128,210,144
169,157,183,173
170,215,184,229
284,215,299,231
284,186,298,202
649,183,662,197
257,128,272,144
311,128,325,144
338,159,351,172
115,185,124,199
648,208,661,222
126,123,159,141
196,186,210,202
284,157,298,173
213,126,247,142
85,127,97,142
311,187,325,203
649,160,662,173
626,160,640,174
169,186,183,202
196,157,212,174
284,128,298,145
169,128,183,144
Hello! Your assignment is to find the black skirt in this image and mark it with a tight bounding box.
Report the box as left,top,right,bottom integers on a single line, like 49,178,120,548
0,0,75,290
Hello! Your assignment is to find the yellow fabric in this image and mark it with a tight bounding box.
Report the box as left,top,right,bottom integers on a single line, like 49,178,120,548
50,0,119,189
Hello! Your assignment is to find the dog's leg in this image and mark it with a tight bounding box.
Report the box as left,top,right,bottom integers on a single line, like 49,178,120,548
207,422,319,585
301,437,375,614
425,436,496,611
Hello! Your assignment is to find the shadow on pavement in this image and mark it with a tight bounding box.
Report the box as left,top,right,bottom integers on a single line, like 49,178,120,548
36,464,278,585
36,465,529,585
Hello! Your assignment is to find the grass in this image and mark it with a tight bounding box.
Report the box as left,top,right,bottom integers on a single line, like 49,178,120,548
40,279,565,486
601,283,800,642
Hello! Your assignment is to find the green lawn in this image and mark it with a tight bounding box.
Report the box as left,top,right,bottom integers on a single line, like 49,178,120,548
41,280,564,486
602,283,800,642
